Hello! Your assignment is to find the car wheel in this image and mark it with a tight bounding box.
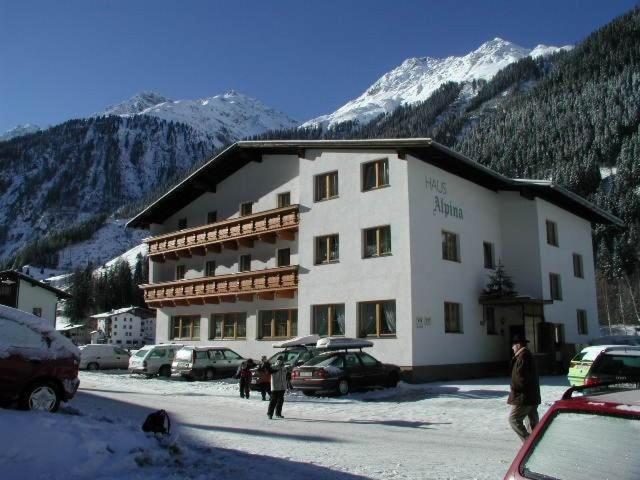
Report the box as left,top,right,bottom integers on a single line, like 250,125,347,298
87,362,99,371
158,365,171,378
337,379,350,396
22,382,61,413
204,368,215,381
386,372,399,388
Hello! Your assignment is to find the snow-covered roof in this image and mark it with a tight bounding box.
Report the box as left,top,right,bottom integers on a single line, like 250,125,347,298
273,335,321,348
316,337,374,350
0,304,80,359
55,324,85,331
0,270,72,299
90,306,155,319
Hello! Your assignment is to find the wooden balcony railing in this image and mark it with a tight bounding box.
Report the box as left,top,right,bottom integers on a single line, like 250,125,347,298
140,265,298,308
146,205,299,262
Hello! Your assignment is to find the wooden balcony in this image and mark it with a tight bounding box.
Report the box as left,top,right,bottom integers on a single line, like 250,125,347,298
146,205,299,262
141,265,298,308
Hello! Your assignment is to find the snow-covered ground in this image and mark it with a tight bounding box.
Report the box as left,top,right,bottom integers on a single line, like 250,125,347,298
1,372,572,479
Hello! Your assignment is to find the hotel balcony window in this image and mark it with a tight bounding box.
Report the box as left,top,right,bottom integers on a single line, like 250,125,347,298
546,220,558,246
363,226,391,258
207,211,217,224
312,304,345,337
442,231,460,262
314,171,339,202
170,315,200,340
573,253,584,278
577,309,588,335
210,312,247,340
550,273,563,301
239,255,251,272
315,235,339,264
358,300,396,337
178,218,187,230
240,202,253,216
362,159,389,191
483,242,495,269
205,260,216,277
277,248,291,267
277,192,291,208
258,309,298,339
176,265,186,280
444,302,463,333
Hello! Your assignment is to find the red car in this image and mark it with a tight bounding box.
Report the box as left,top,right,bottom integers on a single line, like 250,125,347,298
504,383,640,479
0,305,80,412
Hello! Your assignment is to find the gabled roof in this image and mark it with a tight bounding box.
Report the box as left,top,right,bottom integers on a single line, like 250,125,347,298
0,270,72,299
90,306,155,319
126,139,623,229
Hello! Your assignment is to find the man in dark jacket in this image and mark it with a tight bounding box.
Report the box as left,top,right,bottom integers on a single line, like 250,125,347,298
267,356,287,419
508,335,541,442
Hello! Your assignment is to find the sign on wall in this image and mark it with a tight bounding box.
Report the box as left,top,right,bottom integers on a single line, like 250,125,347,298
426,176,464,220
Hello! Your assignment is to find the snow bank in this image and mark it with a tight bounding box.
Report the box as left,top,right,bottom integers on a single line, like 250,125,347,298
0,305,80,360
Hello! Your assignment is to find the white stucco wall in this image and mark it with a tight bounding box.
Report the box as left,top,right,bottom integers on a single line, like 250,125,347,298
17,280,58,327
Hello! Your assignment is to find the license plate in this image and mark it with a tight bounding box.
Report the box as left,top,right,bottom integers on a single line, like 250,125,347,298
251,378,259,384
299,371,312,377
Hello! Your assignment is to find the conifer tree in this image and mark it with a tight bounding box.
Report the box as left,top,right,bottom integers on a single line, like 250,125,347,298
482,263,517,297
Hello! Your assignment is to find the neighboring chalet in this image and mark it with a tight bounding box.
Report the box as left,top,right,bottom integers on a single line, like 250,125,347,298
126,139,623,381
90,306,156,347
0,269,71,327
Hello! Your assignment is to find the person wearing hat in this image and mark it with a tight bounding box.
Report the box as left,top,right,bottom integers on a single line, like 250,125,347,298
508,334,541,442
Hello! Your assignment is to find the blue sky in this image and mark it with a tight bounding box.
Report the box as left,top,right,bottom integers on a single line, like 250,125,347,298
0,0,637,132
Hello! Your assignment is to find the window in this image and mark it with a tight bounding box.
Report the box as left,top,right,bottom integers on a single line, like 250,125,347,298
170,315,200,340
314,171,339,201
363,226,392,258
205,260,216,277
178,218,187,230
486,307,497,335
210,313,247,340
258,309,298,339
32,307,42,317
359,352,379,367
240,202,253,216
223,350,243,360
442,231,460,262
573,253,584,278
315,234,339,264
239,255,251,272
577,310,588,335
546,220,558,246
362,159,389,191
550,273,563,301
554,324,565,344
358,300,396,337
483,242,495,269
277,192,291,208
207,211,217,224
444,302,462,333
312,304,345,337
277,248,291,267
176,265,186,280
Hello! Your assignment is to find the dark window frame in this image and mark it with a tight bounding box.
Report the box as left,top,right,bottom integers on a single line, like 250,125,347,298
176,264,186,280
312,304,346,337
577,309,588,335
573,253,584,278
277,192,291,208
444,302,463,334
442,230,460,262
170,315,201,340
546,220,559,247
362,158,390,192
357,300,396,338
363,225,392,259
258,309,298,339
483,241,495,269
314,171,339,202
277,248,291,267
210,312,247,340
550,273,563,301
240,202,253,216
239,254,252,272
315,234,339,265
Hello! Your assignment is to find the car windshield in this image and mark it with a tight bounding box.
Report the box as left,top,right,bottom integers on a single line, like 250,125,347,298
303,354,341,367
522,411,640,479
592,354,640,377
175,349,193,361
134,349,148,358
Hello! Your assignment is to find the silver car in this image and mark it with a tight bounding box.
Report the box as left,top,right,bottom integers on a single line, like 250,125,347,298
171,346,244,380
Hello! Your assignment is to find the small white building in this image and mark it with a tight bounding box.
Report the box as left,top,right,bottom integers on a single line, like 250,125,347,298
126,139,622,381
91,306,156,347
0,269,71,327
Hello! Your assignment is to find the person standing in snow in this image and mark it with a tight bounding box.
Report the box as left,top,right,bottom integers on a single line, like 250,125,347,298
257,355,272,401
236,358,255,399
507,335,541,442
267,355,287,419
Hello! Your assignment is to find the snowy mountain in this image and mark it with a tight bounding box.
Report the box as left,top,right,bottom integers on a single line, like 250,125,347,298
0,123,42,141
98,90,299,145
302,38,572,129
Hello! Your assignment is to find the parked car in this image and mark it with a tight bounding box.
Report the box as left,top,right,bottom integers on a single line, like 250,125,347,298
171,346,244,380
504,383,640,480
0,304,80,412
567,345,640,386
590,335,640,346
128,344,184,377
250,335,321,392
291,337,400,395
79,344,131,370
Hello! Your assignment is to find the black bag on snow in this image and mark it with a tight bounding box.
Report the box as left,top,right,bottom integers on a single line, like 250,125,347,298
142,409,171,435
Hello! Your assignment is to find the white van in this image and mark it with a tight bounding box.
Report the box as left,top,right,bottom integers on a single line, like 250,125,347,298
79,344,130,370
129,344,184,377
